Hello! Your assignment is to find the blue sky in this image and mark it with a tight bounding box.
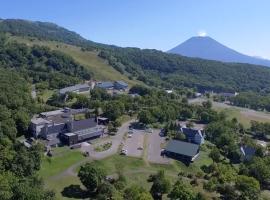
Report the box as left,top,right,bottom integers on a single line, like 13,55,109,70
1,0,270,58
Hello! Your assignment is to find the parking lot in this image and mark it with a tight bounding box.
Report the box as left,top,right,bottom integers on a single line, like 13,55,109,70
122,129,145,157
147,129,170,164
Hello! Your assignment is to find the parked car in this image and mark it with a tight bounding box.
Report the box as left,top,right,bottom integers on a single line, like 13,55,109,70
146,128,153,133
138,147,143,150
120,149,127,155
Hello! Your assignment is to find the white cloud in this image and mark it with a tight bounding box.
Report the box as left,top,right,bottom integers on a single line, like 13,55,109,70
197,30,207,37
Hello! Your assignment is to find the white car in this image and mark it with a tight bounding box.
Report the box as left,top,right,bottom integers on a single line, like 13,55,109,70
120,149,127,155
128,134,132,138
146,128,153,133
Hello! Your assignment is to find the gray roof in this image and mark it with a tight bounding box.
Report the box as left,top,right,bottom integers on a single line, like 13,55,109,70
115,81,128,87
241,146,256,156
181,128,200,137
59,83,90,94
165,140,199,157
47,123,66,135
96,82,114,89
73,118,97,132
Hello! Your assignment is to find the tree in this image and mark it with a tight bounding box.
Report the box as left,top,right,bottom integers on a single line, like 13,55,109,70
168,179,195,200
124,185,153,200
209,147,221,163
97,182,117,199
78,163,106,192
235,175,260,200
202,100,212,109
138,110,154,124
149,170,171,199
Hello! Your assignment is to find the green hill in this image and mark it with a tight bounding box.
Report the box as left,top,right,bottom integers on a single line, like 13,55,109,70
8,35,141,86
2,18,270,93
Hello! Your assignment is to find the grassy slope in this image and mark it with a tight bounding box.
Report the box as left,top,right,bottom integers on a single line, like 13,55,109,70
8,36,142,86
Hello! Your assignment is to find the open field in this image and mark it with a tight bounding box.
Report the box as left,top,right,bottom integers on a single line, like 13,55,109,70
9,36,143,87
39,148,84,179
190,98,270,128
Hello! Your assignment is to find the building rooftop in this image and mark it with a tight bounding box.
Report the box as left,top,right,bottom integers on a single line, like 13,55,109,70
165,140,200,157
115,80,128,87
96,81,114,89
59,83,90,95
241,146,256,157
40,109,64,117
31,117,51,125
64,132,76,137
181,128,201,137
73,118,97,132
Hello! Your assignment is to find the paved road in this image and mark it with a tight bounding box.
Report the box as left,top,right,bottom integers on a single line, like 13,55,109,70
81,119,134,159
147,129,170,164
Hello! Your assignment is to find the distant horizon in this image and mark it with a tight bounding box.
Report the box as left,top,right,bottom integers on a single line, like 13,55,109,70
1,0,270,59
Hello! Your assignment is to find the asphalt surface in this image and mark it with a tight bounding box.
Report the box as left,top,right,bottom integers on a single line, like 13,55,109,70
147,129,170,164
123,129,145,157
81,119,134,160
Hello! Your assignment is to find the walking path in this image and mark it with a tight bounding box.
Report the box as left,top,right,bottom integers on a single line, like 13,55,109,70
49,119,134,181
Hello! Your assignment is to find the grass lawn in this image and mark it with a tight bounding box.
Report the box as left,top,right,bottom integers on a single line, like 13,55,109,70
45,176,83,200
39,148,84,179
41,145,214,199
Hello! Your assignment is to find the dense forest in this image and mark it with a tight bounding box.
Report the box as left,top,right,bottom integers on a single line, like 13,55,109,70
0,33,91,89
99,48,270,93
0,68,55,199
1,19,270,94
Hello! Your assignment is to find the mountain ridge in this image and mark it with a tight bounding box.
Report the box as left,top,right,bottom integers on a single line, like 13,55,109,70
168,36,270,67
2,19,270,93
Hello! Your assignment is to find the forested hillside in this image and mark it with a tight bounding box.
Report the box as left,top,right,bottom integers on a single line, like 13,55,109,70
99,48,270,93
0,68,55,199
0,34,91,90
2,19,270,93
0,19,97,48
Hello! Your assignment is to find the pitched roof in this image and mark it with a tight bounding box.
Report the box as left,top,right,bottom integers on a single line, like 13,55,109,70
115,80,128,87
96,81,114,89
72,118,97,132
59,83,90,94
241,146,256,156
165,140,199,157
181,128,201,137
